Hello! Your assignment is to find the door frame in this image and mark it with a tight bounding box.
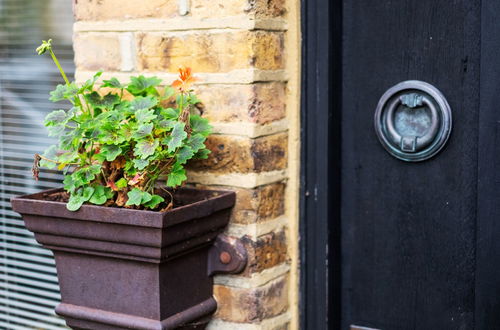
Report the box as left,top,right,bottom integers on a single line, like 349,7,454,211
299,0,341,329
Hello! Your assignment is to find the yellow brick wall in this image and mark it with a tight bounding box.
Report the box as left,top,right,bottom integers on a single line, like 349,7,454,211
72,0,301,328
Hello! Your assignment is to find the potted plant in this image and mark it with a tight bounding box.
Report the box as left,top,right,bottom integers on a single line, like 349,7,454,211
11,40,246,330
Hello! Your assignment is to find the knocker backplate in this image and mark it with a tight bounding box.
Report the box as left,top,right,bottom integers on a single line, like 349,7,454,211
374,80,452,162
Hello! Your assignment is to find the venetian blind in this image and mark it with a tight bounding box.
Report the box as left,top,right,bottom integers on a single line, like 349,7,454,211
0,0,73,328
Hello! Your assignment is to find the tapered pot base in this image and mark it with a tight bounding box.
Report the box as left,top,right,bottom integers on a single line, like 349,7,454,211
58,299,215,330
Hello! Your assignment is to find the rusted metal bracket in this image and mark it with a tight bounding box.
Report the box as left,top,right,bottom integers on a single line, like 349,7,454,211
208,235,247,276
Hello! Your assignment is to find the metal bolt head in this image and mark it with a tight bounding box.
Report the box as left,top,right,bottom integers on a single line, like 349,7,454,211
220,251,232,264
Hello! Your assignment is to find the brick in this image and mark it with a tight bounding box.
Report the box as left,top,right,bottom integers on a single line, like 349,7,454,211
188,133,287,174
74,0,285,21
251,31,285,71
214,276,289,323
193,182,286,224
251,133,287,172
74,0,178,21
195,83,286,125
249,0,287,18
250,83,287,124
74,0,253,21
190,135,253,173
136,31,285,73
190,0,249,19
74,33,121,71
254,183,286,221
242,231,288,275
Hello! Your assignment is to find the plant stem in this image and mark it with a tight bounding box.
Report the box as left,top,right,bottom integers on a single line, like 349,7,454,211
88,141,94,164
38,154,78,166
100,169,108,184
159,186,174,204
49,49,70,85
45,44,90,114
179,93,184,112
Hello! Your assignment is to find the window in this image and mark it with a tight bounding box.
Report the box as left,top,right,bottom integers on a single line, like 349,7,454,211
0,0,73,328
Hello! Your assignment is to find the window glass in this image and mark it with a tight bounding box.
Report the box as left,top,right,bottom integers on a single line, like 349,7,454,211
0,0,73,328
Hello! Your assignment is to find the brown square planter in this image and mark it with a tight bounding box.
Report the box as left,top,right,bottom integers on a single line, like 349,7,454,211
11,187,240,330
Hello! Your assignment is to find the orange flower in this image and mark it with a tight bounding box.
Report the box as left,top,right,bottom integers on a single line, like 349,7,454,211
171,66,197,92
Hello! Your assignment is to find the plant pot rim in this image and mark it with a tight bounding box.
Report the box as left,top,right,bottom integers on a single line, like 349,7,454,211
11,187,235,229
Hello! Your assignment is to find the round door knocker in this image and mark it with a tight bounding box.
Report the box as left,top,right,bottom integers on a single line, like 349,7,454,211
374,80,452,162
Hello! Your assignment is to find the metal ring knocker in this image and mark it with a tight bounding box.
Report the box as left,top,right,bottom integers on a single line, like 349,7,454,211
374,80,452,162
385,95,439,153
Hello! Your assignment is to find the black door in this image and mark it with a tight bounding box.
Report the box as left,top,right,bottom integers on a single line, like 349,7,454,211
341,1,500,329
301,1,500,330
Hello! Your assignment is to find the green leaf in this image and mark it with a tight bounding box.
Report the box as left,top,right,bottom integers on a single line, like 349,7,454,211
187,93,201,105
101,93,121,108
163,86,175,99
161,136,172,147
133,159,149,170
167,122,188,153
155,119,176,135
59,127,83,150
115,101,132,113
161,107,180,119
115,178,128,189
130,96,158,112
104,186,115,199
167,162,187,187
125,188,152,206
63,83,79,99
98,109,125,125
90,192,107,205
63,175,76,193
39,145,58,169
89,185,108,205
84,92,101,107
102,77,126,89
194,149,211,159
134,139,159,159
190,115,212,137
141,191,152,204
72,165,101,187
85,92,120,109
95,111,127,144
127,75,162,96
68,106,80,117
82,186,95,201
143,195,164,209
188,134,206,153
176,146,194,164
135,108,157,123
49,84,68,102
80,71,103,92
47,124,66,137
117,124,134,142
124,160,136,176
126,188,142,206
100,144,122,161
133,123,154,139
157,119,175,130
58,150,78,164
67,194,86,211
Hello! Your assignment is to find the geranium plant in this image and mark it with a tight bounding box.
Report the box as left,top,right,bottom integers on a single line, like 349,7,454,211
33,39,211,211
